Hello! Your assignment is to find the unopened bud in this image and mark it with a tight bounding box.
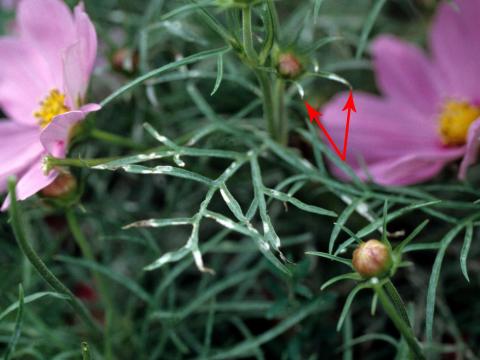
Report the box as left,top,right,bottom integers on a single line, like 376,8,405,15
41,173,77,199
277,52,304,79
352,239,392,279
112,48,139,74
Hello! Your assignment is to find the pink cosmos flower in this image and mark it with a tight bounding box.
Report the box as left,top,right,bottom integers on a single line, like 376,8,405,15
0,0,99,209
322,0,480,186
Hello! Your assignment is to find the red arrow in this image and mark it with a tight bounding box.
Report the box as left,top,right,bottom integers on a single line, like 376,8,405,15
305,91,356,161
341,91,356,160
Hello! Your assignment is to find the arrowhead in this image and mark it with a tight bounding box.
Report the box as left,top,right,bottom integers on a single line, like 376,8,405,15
304,101,322,122
342,90,356,112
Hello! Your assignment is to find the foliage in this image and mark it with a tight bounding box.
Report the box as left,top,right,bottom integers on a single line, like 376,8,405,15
1,0,479,359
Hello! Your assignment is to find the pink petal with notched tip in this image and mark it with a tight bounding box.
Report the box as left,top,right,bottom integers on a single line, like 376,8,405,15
63,4,98,108
0,0,100,209
371,35,441,117
430,0,480,102
74,3,97,82
17,0,76,89
320,0,480,186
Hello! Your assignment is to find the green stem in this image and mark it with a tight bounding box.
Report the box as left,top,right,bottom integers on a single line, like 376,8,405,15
374,284,425,360
273,79,287,145
45,127,212,171
255,71,277,141
242,6,257,63
241,4,284,143
66,209,114,359
7,179,102,337
46,156,117,170
90,129,145,151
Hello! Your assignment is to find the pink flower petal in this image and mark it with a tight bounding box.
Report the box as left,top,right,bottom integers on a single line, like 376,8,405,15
458,118,480,179
362,149,464,186
63,42,86,108
62,4,97,108
39,110,86,156
17,0,76,89
74,3,97,81
321,92,466,185
0,121,43,192
0,38,52,124
39,105,98,156
80,103,102,113
371,35,440,116
1,156,58,211
322,92,439,165
430,0,480,102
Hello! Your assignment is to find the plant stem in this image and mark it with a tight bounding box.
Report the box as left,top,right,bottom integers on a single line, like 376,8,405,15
47,126,208,171
242,6,257,63
374,283,425,360
273,78,287,145
66,209,114,360
241,4,284,143
241,4,275,139
7,179,102,337
255,71,277,141
46,156,118,170
90,129,145,150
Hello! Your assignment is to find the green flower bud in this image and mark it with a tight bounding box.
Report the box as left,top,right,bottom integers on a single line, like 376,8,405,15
352,239,393,279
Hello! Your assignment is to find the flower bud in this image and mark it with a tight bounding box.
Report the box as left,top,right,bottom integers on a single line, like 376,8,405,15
112,48,139,74
41,173,77,199
352,239,392,279
277,52,304,80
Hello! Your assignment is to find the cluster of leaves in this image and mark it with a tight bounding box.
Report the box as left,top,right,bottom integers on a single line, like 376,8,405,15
1,0,479,359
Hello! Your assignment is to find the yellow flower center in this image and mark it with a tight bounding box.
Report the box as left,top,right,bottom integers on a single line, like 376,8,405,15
34,89,70,128
439,100,480,146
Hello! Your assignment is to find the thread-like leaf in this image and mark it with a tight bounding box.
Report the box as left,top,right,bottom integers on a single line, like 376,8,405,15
2,285,24,360
425,219,472,348
0,291,68,323
211,54,224,95
330,197,367,253
321,273,361,291
355,0,388,59
460,223,473,282
305,251,352,268
100,46,231,106
335,201,441,255
337,284,369,331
